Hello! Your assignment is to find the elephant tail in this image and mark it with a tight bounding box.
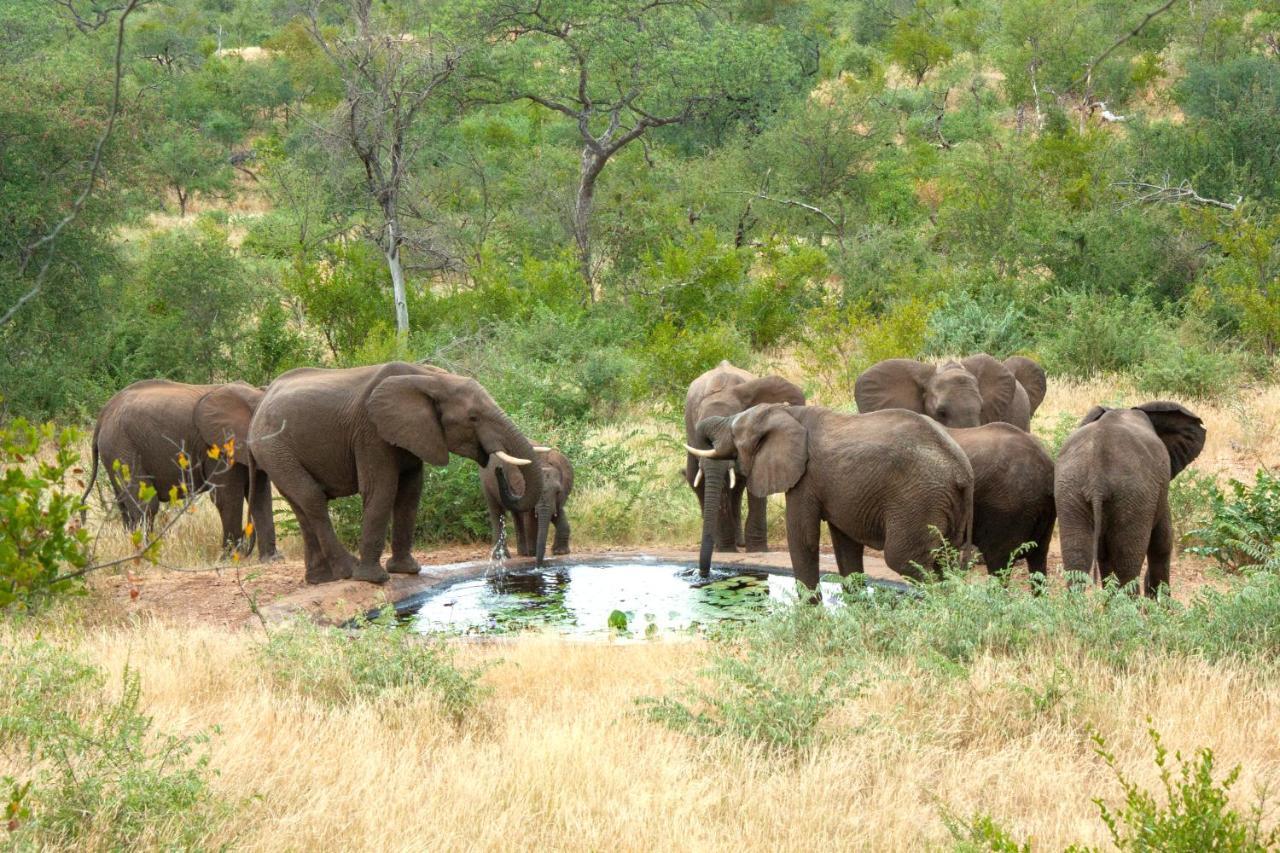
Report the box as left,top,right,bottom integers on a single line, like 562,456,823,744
1090,495,1103,586
79,420,102,524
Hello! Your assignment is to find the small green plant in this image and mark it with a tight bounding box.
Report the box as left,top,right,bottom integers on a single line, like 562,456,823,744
1086,727,1279,852
258,609,491,724
1185,469,1280,572
942,809,1032,852
0,420,90,611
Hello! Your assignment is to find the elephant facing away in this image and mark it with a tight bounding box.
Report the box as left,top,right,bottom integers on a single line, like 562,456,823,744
82,379,279,560
695,404,973,589
249,362,542,585
947,423,1055,579
684,360,806,576
1055,401,1206,597
481,447,573,565
855,354,1046,430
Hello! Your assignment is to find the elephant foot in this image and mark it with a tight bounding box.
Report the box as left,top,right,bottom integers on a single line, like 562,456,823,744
331,553,357,581
385,554,421,575
259,550,285,564
745,541,768,553
304,558,337,585
352,561,390,584
552,545,570,556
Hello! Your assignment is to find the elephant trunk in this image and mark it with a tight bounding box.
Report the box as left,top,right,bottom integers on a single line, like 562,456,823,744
491,415,543,513
697,458,735,577
534,494,552,566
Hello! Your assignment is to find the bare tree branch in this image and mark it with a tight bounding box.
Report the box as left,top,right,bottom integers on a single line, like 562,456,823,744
1076,0,1180,98
1114,178,1241,210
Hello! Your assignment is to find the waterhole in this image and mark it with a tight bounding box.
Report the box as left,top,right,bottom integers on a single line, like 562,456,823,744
394,558,912,639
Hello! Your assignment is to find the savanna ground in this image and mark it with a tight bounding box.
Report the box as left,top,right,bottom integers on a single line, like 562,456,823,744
5,374,1279,850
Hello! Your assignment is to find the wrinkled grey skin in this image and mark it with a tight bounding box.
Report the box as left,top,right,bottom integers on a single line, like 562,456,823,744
249,362,541,585
83,379,279,560
685,361,806,576
696,404,973,592
1055,401,1206,597
947,423,1056,580
481,448,573,565
855,354,1046,431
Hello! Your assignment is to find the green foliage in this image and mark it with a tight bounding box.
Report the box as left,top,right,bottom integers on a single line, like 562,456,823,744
1184,470,1280,573
0,421,89,611
1087,727,1279,852
258,609,491,723
0,640,224,848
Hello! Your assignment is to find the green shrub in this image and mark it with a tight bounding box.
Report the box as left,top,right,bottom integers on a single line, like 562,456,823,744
1135,319,1243,400
0,640,224,848
0,421,89,611
1033,290,1168,378
1168,469,1222,551
257,609,491,723
1185,469,1280,572
924,288,1032,358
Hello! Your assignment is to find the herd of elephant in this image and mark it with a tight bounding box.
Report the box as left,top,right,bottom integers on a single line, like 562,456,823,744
84,354,1205,598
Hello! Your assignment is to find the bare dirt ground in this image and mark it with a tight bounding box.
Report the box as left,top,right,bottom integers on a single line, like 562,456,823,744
88,539,1220,630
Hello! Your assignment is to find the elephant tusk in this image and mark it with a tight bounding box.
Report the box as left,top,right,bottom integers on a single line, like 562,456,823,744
693,469,703,488
495,450,532,466
686,444,716,458
532,446,551,452
729,468,736,489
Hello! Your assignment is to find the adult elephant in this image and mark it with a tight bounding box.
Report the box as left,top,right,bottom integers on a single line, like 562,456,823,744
249,362,542,585
855,354,1046,430
1055,401,1205,597
683,361,806,576
481,447,573,566
83,379,279,560
947,423,1055,580
691,404,973,590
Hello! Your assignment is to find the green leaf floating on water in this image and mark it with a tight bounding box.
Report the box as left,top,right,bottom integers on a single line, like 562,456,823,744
607,609,629,631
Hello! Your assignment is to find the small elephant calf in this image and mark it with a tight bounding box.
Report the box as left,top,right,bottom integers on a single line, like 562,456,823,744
947,423,1056,579
1055,401,1206,597
481,447,573,565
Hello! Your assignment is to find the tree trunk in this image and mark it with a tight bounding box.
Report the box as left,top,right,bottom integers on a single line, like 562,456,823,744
385,217,409,341
574,150,606,303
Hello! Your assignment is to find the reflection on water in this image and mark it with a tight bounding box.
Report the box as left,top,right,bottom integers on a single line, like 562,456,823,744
405,561,852,638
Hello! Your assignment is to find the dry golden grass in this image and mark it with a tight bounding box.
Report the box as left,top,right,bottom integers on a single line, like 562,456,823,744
6,620,1280,850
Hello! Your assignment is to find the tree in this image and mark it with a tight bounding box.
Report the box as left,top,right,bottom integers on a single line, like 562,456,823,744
474,0,785,301
147,126,234,216
304,0,460,342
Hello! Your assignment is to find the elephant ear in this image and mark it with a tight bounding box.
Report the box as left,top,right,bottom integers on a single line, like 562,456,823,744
1004,356,1047,416
1079,405,1111,426
1135,401,1206,478
961,354,1018,423
194,383,263,460
735,375,806,409
854,359,933,414
366,373,453,466
731,405,808,497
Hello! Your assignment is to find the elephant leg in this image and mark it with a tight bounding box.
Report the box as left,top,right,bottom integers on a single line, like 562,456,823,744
1144,506,1173,599
1056,497,1096,588
283,496,328,585
552,506,571,556
1102,502,1152,594
882,508,934,582
732,484,746,549
386,466,422,575
514,512,534,557
354,480,394,584
212,466,247,556
249,468,280,562
716,489,738,552
984,543,1014,579
278,466,354,583
785,496,822,598
744,492,768,552
829,523,864,577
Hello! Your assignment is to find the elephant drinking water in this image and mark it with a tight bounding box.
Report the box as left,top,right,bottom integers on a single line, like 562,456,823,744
481,447,573,565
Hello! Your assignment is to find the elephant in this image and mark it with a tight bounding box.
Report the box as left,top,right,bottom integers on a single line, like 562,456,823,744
854,353,1047,430
946,423,1056,580
248,361,542,585
683,360,806,576
691,403,973,590
82,379,279,559
481,447,573,565
1055,401,1206,597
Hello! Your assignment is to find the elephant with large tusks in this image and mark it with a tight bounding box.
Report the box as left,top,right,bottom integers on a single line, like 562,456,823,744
83,379,279,560
248,362,542,585
855,353,1046,430
683,361,806,576
946,423,1056,580
481,446,573,566
693,403,973,591
1055,401,1206,597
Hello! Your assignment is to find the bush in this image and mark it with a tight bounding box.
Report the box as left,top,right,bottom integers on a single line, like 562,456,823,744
1185,469,1280,572
257,609,491,724
0,640,224,848
1033,290,1167,378
799,296,932,400
0,421,89,611
924,287,1032,358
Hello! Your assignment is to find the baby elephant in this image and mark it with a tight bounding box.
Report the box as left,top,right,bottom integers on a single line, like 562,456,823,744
481,447,573,565
1055,401,1206,597
947,423,1056,579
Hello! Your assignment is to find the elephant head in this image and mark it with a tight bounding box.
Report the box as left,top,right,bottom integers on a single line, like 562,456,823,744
194,382,265,465
367,369,543,512
531,449,571,566
1079,401,1206,478
685,375,805,576
855,354,1020,428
